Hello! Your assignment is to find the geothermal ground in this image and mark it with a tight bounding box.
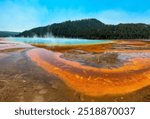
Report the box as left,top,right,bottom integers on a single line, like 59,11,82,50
1,38,150,102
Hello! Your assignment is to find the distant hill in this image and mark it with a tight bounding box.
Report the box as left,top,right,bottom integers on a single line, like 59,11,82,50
0,31,20,37
17,18,150,39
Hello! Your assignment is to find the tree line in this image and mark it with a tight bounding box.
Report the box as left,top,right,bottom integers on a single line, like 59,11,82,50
17,18,150,39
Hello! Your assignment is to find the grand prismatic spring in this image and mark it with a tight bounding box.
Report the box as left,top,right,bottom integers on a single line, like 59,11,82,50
1,37,150,102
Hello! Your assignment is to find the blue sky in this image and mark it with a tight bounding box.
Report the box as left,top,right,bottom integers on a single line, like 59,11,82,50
0,0,150,32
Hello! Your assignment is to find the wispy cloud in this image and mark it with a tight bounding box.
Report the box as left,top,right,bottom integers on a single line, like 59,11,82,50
95,10,150,24
0,0,149,32
0,0,47,32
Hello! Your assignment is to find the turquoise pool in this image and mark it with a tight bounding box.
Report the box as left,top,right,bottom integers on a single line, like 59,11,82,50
7,37,112,46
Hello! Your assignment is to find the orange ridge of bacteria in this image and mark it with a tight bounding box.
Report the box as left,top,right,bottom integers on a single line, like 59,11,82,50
27,48,150,96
